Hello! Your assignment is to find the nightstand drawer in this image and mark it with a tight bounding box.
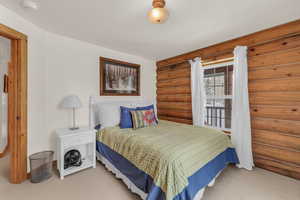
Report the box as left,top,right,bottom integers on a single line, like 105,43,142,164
62,134,94,148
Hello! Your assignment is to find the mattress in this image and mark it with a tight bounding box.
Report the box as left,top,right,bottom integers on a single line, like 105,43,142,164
96,120,238,200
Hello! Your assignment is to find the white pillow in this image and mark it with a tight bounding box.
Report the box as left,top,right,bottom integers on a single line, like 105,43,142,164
92,101,156,129
94,104,121,128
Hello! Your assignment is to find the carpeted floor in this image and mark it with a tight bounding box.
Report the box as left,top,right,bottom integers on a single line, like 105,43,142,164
0,156,299,200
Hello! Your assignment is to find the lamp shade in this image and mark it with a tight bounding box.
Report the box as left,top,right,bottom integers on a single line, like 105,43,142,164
61,95,82,109
148,7,169,24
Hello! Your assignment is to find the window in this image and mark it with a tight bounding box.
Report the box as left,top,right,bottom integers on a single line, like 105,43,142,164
204,62,233,131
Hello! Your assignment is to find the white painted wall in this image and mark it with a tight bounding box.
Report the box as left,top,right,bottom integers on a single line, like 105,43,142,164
0,4,47,162
44,32,156,156
0,4,156,166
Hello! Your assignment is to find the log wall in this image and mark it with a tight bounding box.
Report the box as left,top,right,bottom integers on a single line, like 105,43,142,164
156,20,300,179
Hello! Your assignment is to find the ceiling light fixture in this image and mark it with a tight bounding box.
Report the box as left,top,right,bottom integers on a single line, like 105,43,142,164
148,0,169,24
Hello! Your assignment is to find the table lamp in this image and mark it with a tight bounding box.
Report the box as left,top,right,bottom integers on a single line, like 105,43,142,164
61,95,82,130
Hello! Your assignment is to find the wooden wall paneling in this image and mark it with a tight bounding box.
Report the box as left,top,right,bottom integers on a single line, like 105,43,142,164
254,156,300,179
157,67,190,81
157,94,192,102
248,34,300,57
251,118,300,137
159,116,193,124
157,102,192,111
157,86,191,95
157,19,300,68
158,109,192,119
156,19,300,179
248,62,300,81
157,61,190,71
248,77,300,92
249,91,300,106
248,47,300,68
157,77,190,88
250,105,300,121
156,60,192,121
252,129,300,151
255,155,300,173
253,143,300,165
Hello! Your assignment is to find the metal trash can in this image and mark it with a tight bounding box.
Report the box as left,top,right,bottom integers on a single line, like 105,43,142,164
29,151,54,183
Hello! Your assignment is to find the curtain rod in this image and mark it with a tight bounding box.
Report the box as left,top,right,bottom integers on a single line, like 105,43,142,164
201,57,234,66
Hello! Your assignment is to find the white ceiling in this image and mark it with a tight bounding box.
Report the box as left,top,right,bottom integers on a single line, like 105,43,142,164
1,0,300,60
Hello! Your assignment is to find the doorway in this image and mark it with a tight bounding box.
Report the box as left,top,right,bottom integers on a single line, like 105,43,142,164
0,24,28,184
0,36,10,156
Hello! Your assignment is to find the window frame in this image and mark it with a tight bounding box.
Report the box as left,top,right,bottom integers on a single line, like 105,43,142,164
202,61,234,132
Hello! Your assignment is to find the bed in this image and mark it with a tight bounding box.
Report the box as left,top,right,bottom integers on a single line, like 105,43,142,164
89,97,239,200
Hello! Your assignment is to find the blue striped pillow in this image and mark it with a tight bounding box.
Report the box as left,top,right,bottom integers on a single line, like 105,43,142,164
130,109,158,129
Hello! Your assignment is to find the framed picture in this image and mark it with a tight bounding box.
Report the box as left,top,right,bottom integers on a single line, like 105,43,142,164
100,57,140,96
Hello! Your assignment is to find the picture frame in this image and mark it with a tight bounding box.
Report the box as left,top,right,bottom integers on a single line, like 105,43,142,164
100,57,140,96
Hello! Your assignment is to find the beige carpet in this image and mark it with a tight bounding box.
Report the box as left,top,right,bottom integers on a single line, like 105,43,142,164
0,156,299,200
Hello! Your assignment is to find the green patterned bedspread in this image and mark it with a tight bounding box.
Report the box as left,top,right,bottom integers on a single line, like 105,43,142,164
97,120,233,200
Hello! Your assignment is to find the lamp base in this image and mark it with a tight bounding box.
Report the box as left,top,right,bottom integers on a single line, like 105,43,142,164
69,127,79,131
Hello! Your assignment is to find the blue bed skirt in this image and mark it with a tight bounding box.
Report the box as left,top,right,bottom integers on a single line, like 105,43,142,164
96,141,239,200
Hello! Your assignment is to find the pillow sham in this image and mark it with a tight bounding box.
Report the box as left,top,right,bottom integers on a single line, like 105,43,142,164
137,104,158,122
95,104,120,128
130,109,158,129
136,104,155,111
120,106,137,129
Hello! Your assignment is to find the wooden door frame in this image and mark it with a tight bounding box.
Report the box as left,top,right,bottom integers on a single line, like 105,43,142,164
0,23,28,184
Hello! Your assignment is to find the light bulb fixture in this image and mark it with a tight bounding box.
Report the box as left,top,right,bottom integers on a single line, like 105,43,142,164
148,0,169,24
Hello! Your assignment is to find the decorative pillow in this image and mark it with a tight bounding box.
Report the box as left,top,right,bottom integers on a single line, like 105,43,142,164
136,104,155,111
130,109,158,129
120,106,137,129
136,104,158,122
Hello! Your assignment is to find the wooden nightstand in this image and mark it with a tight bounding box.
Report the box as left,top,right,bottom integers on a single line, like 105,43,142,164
56,127,96,180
